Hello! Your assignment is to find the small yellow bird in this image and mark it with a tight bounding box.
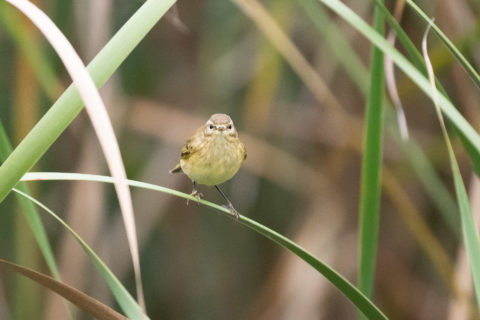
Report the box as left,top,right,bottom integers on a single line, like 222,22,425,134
170,114,247,218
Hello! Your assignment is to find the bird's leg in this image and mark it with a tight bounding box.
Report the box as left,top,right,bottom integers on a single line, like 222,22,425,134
215,185,239,219
188,181,203,205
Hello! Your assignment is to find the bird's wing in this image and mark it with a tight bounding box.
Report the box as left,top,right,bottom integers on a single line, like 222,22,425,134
181,126,204,159
170,127,205,174
181,137,196,159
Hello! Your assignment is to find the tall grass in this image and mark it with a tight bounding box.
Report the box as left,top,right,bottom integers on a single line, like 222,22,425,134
0,0,479,318
358,0,385,305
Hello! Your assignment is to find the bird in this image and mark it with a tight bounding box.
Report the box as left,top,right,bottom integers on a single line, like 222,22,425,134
169,113,247,218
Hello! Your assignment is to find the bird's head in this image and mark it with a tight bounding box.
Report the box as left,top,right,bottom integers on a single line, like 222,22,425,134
204,113,237,137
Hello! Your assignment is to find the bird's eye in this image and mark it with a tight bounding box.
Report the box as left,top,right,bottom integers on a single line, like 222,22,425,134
209,124,214,129
227,124,232,129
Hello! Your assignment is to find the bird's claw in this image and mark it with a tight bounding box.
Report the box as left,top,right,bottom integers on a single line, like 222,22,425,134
223,203,240,219
187,190,203,205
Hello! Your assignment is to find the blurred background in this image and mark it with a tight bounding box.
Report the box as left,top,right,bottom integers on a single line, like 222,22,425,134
0,0,480,319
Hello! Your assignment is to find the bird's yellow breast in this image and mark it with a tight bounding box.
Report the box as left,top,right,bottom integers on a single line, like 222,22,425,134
180,135,244,186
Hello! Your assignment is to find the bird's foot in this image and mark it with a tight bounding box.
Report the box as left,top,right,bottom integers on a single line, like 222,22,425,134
187,190,204,205
222,202,240,219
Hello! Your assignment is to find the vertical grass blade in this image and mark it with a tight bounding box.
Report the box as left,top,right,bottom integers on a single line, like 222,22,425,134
452,161,480,309
358,1,385,304
0,2,61,99
299,0,459,235
0,122,60,280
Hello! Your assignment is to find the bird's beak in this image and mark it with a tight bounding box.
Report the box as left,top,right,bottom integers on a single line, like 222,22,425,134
217,126,226,131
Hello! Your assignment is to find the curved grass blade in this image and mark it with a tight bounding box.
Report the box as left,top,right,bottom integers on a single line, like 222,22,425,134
316,0,480,173
241,215,387,320
0,0,176,202
0,258,127,320
373,0,480,177
21,172,388,320
5,0,145,307
358,0,385,304
12,188,148,320
405,0,480,88
422,25,480,309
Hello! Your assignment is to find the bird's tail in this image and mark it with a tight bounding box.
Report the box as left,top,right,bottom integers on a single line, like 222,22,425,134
169,163,183,174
